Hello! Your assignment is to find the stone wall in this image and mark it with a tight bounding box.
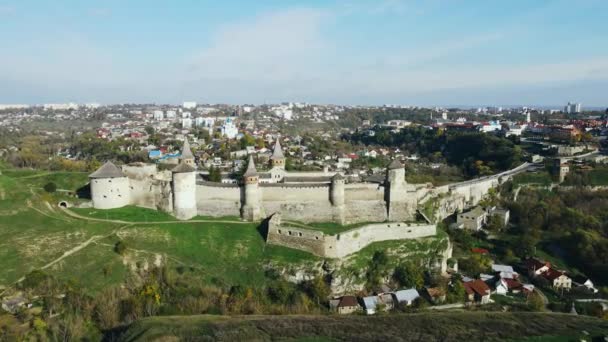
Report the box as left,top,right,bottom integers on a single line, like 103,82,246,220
90,177,130,209
267,214,437,259
196,183,241,217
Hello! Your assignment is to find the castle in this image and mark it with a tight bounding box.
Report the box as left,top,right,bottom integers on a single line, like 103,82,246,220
89,138,522,225
89,138,420,224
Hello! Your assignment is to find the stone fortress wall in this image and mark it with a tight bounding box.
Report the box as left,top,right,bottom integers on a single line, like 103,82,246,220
91,161,528,223
89,137,529,226
266,213,437,259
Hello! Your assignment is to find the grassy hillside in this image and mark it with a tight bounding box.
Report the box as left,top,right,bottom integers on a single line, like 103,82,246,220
116,312,608,342
0,167,450,295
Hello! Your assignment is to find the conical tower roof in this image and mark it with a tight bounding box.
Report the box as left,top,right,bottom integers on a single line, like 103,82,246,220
332,172,345,181
172,161,195,173
270,139,284,160
387,159,404,170
243,155,258,177
89,161,125,178
180,138,194,159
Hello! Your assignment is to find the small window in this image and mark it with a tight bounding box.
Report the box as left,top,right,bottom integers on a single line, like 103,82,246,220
315,236,319,240
278,229,282,234
288,231,292,236
103,195,107,198
299,232,303,237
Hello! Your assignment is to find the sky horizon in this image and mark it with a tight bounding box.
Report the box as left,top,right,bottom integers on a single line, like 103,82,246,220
1,0,607,107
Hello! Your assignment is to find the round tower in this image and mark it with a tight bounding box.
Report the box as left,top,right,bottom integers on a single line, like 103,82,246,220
386,159,405,186
172,162,197,220
270,139,285,169
242,156,264,221
330,172,345,207
89,161,131,209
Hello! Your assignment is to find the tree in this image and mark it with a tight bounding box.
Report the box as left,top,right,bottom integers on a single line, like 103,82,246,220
527,291,545,311
447,276,466,303
366,251,389,288
486,214,505,231
144,126,155,135
208,165,222,182
393,262,424,289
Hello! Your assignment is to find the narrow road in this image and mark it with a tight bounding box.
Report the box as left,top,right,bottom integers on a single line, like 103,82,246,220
427,303,464,310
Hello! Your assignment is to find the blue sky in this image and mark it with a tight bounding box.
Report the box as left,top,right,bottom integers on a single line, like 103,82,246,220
0,0,607,106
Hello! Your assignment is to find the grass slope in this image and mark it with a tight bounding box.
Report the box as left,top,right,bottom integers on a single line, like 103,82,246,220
0,170,320,292
0,167,449,294
117,312,608,342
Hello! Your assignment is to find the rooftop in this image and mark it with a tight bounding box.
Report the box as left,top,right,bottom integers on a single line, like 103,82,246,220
89,161,125,178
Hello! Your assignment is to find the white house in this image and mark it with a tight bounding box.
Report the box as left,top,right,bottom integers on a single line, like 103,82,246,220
457,206,487,231
393,289,420,306
362,296,378,315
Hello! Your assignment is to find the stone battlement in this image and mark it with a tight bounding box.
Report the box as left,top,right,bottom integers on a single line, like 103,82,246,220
266,213,437,258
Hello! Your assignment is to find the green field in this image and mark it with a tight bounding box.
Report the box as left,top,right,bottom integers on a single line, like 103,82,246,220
117,312,608,342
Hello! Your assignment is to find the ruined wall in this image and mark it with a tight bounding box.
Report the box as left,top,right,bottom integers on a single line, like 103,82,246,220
267,214,436,259
122,164,173,211
266,215,327,256
325,222,437,258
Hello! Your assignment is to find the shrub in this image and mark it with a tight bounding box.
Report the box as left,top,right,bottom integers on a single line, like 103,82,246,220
43,182,57,193
114,241,128,255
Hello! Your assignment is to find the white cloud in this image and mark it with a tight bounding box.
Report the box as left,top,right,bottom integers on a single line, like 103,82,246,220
183,8,329,82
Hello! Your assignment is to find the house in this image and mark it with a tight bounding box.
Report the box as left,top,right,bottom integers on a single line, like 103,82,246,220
362,296,379,315
424,287,446,304
572,275,598,293
378,293,395,311
457,206,487,231
494,278,523,295
542,269,572,290
526,258,571,290
464,279,491,304
393,289,420,306
471,247,489,255
329,296,360,315
522,284,535,294
487,207,510,227
491,264,518,280
526,258,551,276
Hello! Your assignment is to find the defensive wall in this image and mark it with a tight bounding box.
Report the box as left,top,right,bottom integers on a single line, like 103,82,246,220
90,160,531,224
418,163,530,221
266,213,437,259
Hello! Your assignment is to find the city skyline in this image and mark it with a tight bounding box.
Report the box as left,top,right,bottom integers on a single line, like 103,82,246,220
1,0,607,106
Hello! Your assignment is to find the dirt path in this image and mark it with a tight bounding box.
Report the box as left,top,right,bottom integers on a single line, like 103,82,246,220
61,207,250,225
15,172,53,179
